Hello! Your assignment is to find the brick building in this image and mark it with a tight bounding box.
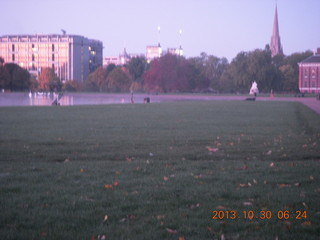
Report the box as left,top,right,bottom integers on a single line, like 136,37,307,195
298,48,320,93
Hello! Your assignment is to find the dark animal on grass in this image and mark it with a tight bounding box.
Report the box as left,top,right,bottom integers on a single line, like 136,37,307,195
245,97,256,101
144,97,150,103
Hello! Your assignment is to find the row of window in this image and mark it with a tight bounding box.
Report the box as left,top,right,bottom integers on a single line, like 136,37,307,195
303,81,318,88
27,63,57,71
303,68,318,78
11,43,67,52
12,53,57,61
9,43,92,51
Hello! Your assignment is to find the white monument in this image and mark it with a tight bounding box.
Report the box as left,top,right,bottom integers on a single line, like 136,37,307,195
249,81,259,96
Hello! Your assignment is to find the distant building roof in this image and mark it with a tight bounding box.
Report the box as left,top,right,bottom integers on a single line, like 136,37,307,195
300,55,320,64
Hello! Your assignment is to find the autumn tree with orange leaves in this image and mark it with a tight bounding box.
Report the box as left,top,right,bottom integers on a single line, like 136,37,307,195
38,67,61,91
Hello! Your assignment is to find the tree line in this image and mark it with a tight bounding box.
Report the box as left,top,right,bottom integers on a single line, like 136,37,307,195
0,46,313,93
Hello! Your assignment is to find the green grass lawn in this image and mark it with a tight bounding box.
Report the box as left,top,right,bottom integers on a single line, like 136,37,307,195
0,101,319,240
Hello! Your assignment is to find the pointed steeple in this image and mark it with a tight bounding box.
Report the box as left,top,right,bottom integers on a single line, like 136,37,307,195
270,5,283,57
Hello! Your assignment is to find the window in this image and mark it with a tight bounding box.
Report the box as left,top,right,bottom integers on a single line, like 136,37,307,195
12,44,15,51
52,54,55,61
12,54,15,61
32,54,35,61
52,63,55,69
304,68,308,78
52,44,55,52
304,81,308,88
32,44,35,49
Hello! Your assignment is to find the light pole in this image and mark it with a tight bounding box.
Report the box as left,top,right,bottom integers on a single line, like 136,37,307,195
179,29,183,56
157,26,161,47
157,26,162,57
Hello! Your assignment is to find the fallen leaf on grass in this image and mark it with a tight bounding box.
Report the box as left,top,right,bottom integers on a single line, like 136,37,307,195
216,205,227,210
113,181,119,186
301,221,311,226
288,162,297,167
243,201,253,206
310,175,314,180
104,184,113,189
80,168,85,173
97,235,106,240
277,183,291,188
178,237,185,240
206,146,219,152
238,165,248,170
238,183,251,188
166,228,177,234
190,203,200,209
269,162,275,167
193,174,203,179
163,176,169,181
302,202,309,209
156,215,165,220
119,215,137,223
103,215,108,222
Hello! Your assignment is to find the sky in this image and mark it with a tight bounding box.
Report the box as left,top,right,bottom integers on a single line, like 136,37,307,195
2,0,320,61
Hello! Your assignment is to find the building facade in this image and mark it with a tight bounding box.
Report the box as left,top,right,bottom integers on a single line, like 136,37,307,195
104,48,144,66
0,34,103,82
298,49,320,93
146,45,184,63
146,45,162,63
166,47,183,56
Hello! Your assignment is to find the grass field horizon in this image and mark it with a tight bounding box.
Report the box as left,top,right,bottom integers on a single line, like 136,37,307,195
0,101,319,239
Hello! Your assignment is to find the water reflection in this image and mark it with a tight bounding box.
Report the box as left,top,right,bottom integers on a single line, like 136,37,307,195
0,92,161,106
0,92,253,107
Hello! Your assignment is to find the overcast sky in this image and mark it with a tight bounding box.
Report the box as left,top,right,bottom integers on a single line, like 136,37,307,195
2,0,320,61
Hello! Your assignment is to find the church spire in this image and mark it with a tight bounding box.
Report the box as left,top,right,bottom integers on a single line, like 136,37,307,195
270,4,283,57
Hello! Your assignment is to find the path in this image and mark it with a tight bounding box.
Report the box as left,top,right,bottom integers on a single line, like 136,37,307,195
294,97,320,114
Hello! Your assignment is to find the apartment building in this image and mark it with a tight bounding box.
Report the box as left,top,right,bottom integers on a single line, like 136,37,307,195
0,34,103,82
